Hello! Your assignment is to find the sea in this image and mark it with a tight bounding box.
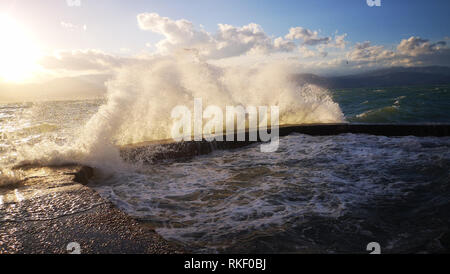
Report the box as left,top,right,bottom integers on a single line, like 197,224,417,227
1,84,450,253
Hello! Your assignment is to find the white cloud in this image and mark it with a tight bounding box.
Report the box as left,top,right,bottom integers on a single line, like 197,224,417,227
397,36,447,56
345,37,450,68
39,49,127,72
274,37,296,52
137,13,212,54
298,46,328,58
285,27,331,46
40,13,450,78
332,33,348,49
348,41,392,61
137,12,296,59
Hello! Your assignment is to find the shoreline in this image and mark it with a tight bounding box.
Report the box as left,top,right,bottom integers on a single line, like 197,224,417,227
0,165,184,254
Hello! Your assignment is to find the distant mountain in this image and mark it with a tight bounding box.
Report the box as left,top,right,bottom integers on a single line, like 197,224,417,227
0,74,110,102
295,66,450,89
2,66,450,103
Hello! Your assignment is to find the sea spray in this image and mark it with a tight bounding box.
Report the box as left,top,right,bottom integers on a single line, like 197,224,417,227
94,55,344,146
14,54,345,171
0,168,23,188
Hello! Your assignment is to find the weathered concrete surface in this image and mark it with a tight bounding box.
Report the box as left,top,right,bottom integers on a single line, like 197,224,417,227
0,165,183,254
121,123,450,163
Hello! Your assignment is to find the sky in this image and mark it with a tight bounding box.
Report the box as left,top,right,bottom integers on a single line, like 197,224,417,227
0,0,450,84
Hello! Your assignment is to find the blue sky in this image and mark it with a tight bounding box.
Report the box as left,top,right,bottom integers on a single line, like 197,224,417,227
0,0,449,81
3,0,449,53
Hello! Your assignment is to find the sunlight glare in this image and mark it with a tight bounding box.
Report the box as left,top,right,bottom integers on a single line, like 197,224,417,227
0,14,42,82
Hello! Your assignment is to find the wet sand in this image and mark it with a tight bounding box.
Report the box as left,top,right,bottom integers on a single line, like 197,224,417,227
0,165,184,254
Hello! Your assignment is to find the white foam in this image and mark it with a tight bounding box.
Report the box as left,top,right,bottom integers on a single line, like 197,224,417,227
14,189,24,203
91,133,450,251
0,168,23,188
14,55,345,171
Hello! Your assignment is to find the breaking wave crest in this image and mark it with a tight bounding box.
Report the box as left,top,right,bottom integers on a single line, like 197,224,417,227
16,56,345,170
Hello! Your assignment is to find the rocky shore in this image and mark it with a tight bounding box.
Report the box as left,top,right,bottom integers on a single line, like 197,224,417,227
0,165,184,254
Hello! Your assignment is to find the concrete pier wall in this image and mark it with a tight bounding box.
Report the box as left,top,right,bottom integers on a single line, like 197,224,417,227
120,123,450,163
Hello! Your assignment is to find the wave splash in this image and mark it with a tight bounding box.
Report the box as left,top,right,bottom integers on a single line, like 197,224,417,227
16,55,345,170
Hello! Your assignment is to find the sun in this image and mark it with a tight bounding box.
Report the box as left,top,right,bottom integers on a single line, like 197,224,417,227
0,14,42,83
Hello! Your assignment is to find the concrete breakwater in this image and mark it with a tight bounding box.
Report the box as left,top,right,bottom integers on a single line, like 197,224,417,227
120,123,450,163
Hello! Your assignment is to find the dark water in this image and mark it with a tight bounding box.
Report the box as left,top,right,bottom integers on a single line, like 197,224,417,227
92,134,450,253
332,85,450,123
